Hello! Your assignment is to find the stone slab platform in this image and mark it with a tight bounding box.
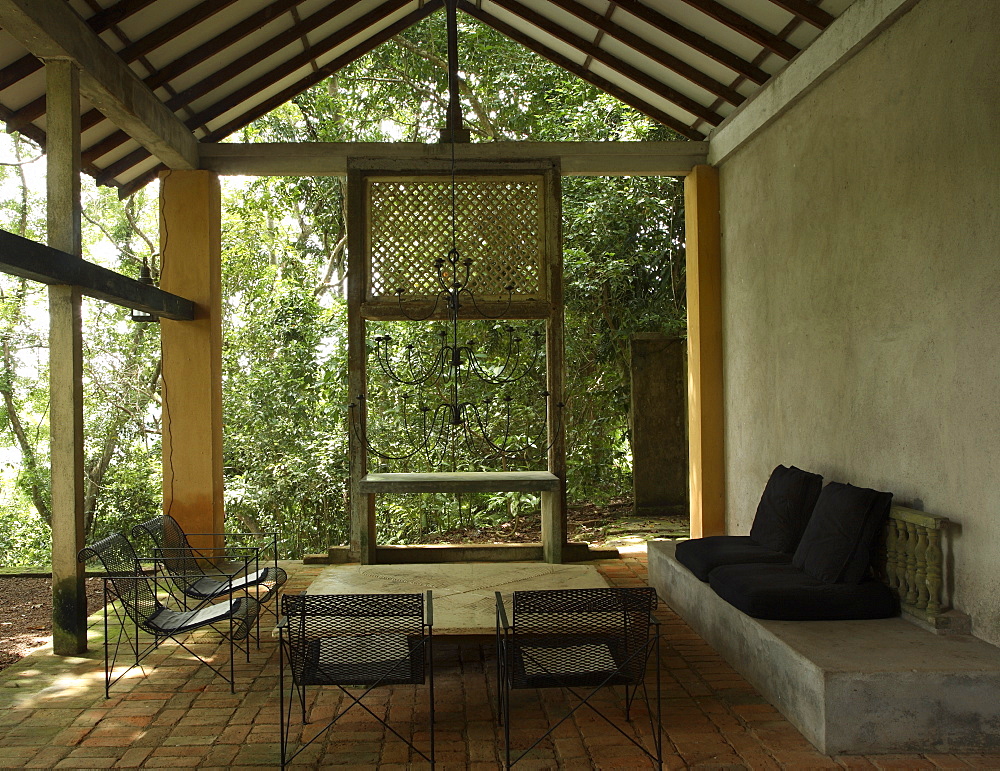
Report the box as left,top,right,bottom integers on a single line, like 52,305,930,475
306,562,608,637
648,539,1000,755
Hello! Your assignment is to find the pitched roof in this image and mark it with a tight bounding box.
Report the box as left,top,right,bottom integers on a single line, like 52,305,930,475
0,0,851,193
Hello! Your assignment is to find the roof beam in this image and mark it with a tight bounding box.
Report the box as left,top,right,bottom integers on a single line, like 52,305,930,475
611,0,770,85
765,0,835,30
199,141,709,176
544,0,745,106
677,0,799,59
709,0,920,164
0,228,195,320
487,0,723,126
0,0,199,169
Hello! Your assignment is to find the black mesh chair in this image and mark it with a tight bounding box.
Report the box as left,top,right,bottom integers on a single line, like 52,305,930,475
496,587,661,768
78,532,260,697
131,514,287,626
278,592,434,768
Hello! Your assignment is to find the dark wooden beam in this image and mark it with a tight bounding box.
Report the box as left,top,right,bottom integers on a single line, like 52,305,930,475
765,0,834,29
490,0,722,125
459,1,704,140
0,228,195,320
546,0,744,106
677,0,799,59
610,0,769,85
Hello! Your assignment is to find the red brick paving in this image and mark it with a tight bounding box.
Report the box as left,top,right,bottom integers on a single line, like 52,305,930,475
1,555,998,768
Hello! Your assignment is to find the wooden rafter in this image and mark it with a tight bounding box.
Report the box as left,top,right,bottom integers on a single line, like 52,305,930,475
544,0,745,106
490,0,723,125
677,0,799,59
459,1,705,140
0,0,198,169
98,0,445,186
765,0,834,29
611,0,769,85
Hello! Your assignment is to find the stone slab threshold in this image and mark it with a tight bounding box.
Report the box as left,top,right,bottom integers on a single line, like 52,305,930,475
648,539,1000,755
307,541,619,564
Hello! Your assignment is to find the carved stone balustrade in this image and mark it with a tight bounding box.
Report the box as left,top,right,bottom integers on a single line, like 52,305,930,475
880,505,950,627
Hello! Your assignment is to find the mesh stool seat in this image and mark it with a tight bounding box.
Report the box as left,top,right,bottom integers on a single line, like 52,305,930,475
279,592,434,767
496,587,662,768
78,532,259,696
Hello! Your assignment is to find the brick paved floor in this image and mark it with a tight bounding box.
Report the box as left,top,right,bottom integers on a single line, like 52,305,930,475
1,553,998,769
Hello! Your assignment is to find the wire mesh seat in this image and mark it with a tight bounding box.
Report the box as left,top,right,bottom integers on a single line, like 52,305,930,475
279,592,435,767
78,532,260,697
496,586,662,768
131,514,287,624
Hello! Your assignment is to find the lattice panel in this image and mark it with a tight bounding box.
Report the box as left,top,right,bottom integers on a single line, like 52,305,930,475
367,176,546,300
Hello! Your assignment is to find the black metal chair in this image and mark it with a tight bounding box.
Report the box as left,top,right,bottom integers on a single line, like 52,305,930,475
496,586,662,768
78,532,260,697
131,513,287,626
279,592,435,767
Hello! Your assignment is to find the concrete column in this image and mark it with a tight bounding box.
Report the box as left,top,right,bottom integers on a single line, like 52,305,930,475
630,333,688,517
46,59,87,655
159,170,224,552
684,165,726,537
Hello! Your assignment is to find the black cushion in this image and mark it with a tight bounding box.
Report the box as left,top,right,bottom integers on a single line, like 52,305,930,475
792,482,893,584
675,536,791,582
708,563,900,621
749,465,824,554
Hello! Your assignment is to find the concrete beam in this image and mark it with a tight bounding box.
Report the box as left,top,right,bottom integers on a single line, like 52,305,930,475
0,0,198,170
199,141,709,177
708,0,921,165
0,229,195,320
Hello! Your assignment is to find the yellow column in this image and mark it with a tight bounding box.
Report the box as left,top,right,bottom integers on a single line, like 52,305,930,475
684,165,725,537
159,170,224,550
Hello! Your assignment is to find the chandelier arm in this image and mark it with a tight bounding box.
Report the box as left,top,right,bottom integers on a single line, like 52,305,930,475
394,289,444,322
348,399,426,462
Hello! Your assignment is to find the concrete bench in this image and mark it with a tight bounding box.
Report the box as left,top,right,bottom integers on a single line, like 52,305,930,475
648,539,1000,754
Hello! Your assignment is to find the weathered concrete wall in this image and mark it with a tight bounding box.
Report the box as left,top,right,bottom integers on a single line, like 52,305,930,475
630,333,688,515
717,0,1000,644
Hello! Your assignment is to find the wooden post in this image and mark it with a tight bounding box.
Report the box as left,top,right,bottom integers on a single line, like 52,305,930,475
542,165,566,564
159,170,224,552
46,59,87,655
346,164,376,564
684,165,725,538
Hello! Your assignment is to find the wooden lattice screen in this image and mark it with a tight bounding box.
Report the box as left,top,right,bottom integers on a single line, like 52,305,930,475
366,175,547,301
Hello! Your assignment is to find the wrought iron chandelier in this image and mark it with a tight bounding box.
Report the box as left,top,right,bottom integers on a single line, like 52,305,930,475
348,0,561,466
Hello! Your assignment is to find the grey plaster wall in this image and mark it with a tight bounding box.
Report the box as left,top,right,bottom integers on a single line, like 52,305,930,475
716,0,1000,644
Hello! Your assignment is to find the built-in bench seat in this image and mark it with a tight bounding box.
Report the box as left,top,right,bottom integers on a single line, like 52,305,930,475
649,539,1000,754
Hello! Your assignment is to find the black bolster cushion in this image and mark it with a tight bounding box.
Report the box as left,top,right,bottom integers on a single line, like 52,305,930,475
675,536,792,582
749,464,824,554
708,562,900,620
792,482,893,583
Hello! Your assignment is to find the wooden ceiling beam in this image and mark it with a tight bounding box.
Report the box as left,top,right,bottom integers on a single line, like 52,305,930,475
0,0,198,169
0,228,195,320
765,0,834,30
199,0,445,142
489,0,723,125
611,0,769,85
544,0,744,106
677,0,799,59
459,1,704,140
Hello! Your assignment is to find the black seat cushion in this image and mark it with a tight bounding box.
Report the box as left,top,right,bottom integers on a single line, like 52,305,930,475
675,536,792,582
708,563,900,621
792,482,893,583
749,464,824,553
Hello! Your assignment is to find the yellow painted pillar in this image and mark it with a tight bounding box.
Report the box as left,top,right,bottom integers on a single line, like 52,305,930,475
684,165,725,538
46,59,87,655
159,170,224,551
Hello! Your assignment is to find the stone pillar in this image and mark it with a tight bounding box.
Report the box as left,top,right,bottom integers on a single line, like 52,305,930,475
684,165,726,538
630,333,688,517
159,170,224,552
46,59,87,655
